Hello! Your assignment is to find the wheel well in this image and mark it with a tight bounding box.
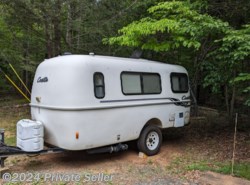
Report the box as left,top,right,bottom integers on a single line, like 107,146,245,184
144,118,162,129
137,118,162,139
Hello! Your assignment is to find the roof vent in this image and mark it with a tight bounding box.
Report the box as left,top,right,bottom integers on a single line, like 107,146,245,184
89,52,95,56
63,52,72,55
130,49,143,59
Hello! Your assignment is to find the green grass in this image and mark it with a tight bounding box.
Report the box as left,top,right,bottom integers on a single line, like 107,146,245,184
166,155,250,181
186,161,250,180
0,97,28,107
217,163,250,180
186,161,212,171
4,135,16,146
0,98,30,147
147,159,153,165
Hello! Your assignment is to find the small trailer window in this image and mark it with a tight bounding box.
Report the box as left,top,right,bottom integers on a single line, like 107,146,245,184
121,72,161,95
121,73,142,94
94,72,105,98
142,74,161,94
170,73,189,93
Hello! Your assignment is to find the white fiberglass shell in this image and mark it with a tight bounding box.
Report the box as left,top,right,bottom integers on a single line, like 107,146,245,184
30,55,190,150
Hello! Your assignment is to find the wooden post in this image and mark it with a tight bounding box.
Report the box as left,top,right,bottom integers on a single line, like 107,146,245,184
231,113,238,175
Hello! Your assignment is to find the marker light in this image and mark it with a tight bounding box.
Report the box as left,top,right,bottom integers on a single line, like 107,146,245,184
184,111,190,124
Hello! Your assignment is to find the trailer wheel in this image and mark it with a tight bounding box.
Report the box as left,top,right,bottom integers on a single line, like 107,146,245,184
137,125,162,156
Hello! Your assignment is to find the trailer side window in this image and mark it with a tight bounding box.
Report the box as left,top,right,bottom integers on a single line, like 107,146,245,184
142,74,161,94
170,73,188,93
121,73,142,94
121,72,161,95
94,72,105,98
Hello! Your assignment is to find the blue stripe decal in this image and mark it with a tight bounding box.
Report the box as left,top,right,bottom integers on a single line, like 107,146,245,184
100,97,177,103
100,97,191,107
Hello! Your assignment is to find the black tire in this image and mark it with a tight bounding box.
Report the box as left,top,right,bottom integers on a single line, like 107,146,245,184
137,125,162,156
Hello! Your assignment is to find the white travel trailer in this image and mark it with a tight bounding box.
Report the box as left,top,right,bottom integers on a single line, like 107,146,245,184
27,54,191,156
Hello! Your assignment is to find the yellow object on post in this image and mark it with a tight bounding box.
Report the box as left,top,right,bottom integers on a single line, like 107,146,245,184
0,68,31,102
8,62,31,95
4,74,31,102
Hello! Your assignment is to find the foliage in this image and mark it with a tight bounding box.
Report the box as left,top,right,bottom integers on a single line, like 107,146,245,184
204,25,250,109
234,73,250,106
0,0,155,92
213,25,250,63
205,0,250,28
103,1,229,52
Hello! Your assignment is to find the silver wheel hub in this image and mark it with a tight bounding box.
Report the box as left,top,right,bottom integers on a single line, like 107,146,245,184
146,131,159,150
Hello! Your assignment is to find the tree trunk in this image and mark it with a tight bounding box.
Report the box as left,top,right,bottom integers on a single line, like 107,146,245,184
45,19,53,58
229,70,236,120
25,67,29,95
53,0,62,56
66,2,72,49
230,84,236,118
77,16,82,52
22,36,29,96
225,85,230,116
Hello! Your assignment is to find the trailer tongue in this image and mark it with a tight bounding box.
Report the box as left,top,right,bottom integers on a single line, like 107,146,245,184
0,128,64,168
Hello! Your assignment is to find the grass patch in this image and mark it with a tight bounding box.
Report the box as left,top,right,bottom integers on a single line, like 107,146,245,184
167,155,250,180
0,98,30,147
0,97,28,107
187,161,213,171
216,163,250,180
4,135,16,146
187,161,250,180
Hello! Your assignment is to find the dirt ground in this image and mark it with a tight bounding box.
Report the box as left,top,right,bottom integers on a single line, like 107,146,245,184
1,129,250,185
2,138,187,184
0,105,250,185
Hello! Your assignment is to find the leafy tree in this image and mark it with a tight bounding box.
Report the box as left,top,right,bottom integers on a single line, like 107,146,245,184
234,73,250,106
0,1,46,93
0,0,155,93
204,25,250,115
104,1,229,51
205,0,250,28
62,0,160,56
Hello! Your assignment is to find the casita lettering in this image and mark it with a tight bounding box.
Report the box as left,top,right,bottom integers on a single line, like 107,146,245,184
37,77,48,83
